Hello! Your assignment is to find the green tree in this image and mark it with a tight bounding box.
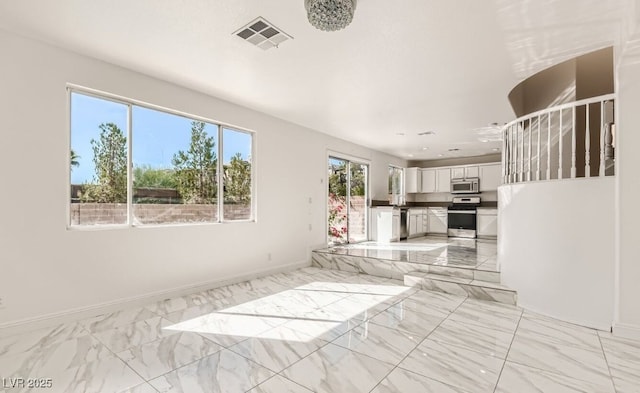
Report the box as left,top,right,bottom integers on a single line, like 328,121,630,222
224,153,251,204
327,161,365,196
70,149,80,170
172,121,217,204
82,123,128,203
133,165,177,189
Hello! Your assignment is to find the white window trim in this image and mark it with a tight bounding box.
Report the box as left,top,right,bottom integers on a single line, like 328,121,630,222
66,84,257,230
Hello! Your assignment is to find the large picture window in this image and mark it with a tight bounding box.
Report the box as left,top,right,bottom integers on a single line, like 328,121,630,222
69,89,254,227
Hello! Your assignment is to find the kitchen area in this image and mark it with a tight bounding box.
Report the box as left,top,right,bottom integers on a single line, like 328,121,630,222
370,161,501,242
314,158,508,304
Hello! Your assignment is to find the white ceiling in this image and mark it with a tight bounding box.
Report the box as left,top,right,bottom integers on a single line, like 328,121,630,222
0,0,629,160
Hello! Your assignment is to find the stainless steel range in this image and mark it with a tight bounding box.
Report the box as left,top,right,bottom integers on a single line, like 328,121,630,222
447,196,481,238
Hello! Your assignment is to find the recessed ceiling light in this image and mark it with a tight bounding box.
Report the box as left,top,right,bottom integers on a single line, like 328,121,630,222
493,148,500,151
407,154,414,157
438,154,444,157
418,131,436,136
422,147,429,150
480,139,489,143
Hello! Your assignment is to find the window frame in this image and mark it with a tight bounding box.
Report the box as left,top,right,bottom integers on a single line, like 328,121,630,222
67,84,257,230
388,165,404,196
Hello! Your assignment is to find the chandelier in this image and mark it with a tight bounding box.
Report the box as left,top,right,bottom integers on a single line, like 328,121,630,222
305,0,357,32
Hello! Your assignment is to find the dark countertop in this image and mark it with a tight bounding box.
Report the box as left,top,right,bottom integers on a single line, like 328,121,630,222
371,200,498,208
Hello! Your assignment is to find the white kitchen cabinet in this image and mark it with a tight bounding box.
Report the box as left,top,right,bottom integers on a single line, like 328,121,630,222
436,168,451,193
408,208,427,238
392,211,400,240
477,208,498,238
370,207,400,242
451,167,464,179
421,213,428,234
420,169,436,193
420,168,448,193
405,167,421,193
480,164,502,191
427,207,448,234
451,166,479,179
466,166,480,178
409,215,418,237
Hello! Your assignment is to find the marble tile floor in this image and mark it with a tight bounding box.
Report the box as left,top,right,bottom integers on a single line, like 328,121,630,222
1,267,639,393
316,236,499,273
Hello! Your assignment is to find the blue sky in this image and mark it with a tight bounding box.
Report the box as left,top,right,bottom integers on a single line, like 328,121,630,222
70,93,252,184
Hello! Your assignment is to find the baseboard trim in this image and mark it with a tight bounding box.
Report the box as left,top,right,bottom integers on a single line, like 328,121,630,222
0,260,310,336
613,322,640,340
516,301,612,332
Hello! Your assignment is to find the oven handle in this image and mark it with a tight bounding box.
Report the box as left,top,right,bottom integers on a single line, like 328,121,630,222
447,210,476,214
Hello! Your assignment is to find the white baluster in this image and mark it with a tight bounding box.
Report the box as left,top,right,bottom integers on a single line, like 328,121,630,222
547,114,551,180
519,122,524,182
585,104,591,177
528,118,533,181
537,114,541,180
558,109,563,179
511,124,515,183
599,101,606,177
512,124,517,182
501,127,509,184
505,127,509,182
571,106,576,178
510,125,515,183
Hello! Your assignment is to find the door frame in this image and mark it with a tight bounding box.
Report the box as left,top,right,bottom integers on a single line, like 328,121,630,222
326,150,371,245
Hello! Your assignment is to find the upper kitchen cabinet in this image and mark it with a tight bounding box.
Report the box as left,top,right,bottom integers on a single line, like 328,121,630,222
451,166,479,179
420,169,436,193
479,164,502,191
420,168,450,193
405,167,421,193
437,168,451,193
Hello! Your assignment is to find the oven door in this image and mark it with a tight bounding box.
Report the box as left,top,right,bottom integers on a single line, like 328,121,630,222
447,210,477,238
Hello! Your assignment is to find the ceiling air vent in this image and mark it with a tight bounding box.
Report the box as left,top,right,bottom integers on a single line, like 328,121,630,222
234,17,292,50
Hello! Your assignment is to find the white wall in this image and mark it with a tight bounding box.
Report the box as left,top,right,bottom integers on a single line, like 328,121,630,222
498,178,615,330
614,0,640,339
0,30,406,327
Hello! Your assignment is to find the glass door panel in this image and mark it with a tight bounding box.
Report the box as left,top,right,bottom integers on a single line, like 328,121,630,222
328,156,369,245
328,157,348,244
348,162,367,242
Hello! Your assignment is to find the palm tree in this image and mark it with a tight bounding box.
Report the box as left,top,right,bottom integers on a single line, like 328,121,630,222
70,149,80,169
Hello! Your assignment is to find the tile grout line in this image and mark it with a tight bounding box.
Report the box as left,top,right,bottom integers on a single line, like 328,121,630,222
596,331,620,393
365,292,470,393
261,287,440,391
491,308,524,393
88,326,158,392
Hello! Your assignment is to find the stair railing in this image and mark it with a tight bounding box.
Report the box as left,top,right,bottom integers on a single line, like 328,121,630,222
502,94,616,184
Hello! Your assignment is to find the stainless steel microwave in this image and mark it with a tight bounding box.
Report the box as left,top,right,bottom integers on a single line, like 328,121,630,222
451,178,479,194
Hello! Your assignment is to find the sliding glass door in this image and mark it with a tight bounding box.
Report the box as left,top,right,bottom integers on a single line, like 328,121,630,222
327,156,368,245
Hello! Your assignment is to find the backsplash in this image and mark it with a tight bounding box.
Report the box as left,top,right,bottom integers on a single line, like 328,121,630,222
407,191,498,203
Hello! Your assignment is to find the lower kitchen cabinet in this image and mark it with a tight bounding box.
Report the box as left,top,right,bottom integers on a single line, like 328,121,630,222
408,208,427,238
370,207,400,242
477,208,498,238
427,207,447,234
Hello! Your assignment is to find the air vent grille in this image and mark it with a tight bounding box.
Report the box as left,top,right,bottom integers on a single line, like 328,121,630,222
234,17,292,50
